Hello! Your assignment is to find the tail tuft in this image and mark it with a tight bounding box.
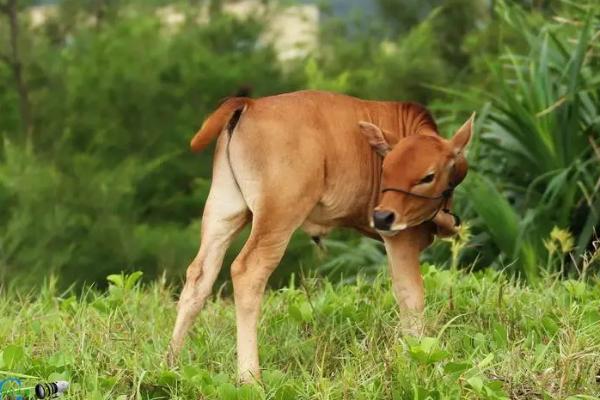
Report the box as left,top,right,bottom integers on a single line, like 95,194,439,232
190,97,251,152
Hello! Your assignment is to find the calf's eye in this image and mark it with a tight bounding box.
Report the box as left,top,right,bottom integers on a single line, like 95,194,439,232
419,173,435,184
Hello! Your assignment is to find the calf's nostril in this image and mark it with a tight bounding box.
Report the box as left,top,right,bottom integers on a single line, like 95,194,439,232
373,210,395,229
383,212,394,224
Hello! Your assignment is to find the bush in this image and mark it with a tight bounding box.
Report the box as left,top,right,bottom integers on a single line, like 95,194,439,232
0,2,305,288
458,2,600,278
0,141,200,286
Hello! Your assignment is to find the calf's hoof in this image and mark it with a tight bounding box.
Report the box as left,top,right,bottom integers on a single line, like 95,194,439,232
166,344,180,368
400,314,424,337
238,369,261,384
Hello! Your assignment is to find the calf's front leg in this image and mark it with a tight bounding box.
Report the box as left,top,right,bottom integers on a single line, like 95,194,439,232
383,224,434,335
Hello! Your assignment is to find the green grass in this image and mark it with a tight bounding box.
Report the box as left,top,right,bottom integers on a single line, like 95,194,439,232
0,267,599,399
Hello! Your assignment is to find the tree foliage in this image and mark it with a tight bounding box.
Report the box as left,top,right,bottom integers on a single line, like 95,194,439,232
0,0,598,287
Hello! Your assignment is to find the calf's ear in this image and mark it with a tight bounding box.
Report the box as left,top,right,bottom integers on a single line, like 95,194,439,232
358,121,391,157
450,156,468,187
451,112,475,155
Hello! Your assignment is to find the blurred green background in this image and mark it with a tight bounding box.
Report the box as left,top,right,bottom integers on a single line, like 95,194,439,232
0,0,598,289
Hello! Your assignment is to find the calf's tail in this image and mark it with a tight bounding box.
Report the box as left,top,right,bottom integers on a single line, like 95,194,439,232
190,97,251,152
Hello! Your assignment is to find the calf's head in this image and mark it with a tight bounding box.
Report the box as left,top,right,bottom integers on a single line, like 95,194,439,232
359,115,474,234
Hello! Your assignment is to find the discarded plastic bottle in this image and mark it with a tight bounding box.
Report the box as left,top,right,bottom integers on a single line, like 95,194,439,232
34,381,69,399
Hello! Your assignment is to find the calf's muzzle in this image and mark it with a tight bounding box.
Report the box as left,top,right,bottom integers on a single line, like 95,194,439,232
373,209,396,230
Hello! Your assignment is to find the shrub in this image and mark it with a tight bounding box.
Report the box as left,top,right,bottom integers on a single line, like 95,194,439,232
440,1,600,279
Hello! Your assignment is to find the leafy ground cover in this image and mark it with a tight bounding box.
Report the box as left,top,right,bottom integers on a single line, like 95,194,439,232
0,267,599,399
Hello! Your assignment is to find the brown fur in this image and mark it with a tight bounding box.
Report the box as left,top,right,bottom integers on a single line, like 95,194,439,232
169,90,474,382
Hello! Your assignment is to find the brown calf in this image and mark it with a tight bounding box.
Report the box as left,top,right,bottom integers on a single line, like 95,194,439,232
168,90,473,382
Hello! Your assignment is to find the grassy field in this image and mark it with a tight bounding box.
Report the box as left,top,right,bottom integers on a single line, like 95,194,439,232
0,266,599,399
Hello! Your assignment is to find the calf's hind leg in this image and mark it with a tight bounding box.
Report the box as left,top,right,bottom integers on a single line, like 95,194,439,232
168,136,250,365
231,201,316,383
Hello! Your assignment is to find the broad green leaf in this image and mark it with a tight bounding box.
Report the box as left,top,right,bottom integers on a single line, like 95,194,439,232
444,362,472,375
2,345,25,370
125,271,144,289
467,376,484,393
157,370,178,387
217,382,239,400
107,274,124,288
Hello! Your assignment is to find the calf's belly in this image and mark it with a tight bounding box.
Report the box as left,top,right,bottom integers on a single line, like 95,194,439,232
300,202,375,239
